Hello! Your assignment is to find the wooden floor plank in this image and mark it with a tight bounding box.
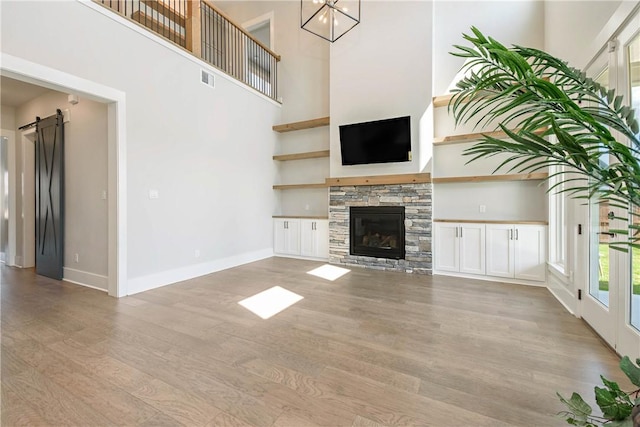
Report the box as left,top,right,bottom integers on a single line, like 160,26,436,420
1,259,630,426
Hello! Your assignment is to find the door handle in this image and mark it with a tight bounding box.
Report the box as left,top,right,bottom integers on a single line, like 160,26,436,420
597,232,616,237
515,229,519,240
455,227,458,238
459,227,463,238
509,229,513,240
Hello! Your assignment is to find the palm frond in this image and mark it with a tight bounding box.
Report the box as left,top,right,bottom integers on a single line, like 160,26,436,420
449,27,640,247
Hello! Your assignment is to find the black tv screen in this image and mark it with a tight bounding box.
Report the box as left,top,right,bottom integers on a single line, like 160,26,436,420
339,116,411,166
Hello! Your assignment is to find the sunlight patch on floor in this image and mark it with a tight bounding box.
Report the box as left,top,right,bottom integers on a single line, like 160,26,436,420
238,286,303,319
307,264,351,281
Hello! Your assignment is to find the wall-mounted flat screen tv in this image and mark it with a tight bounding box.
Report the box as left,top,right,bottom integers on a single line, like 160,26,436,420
339,116,411,166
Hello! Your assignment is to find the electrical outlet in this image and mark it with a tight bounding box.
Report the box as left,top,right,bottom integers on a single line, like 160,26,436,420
101,190,107,200
305,204,310,211
149,189,159,199
194,249,200,258
74,253,79,263
479,205,486,213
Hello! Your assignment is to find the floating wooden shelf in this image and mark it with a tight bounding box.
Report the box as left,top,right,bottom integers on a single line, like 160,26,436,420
326,173,431,187
433,93,456,108
432,93,484,108
433,127,547,146
434,218,548,225
273,150,330,161
273,215,329,220
432,172,548,184
273,183,327,190
272,117,330,133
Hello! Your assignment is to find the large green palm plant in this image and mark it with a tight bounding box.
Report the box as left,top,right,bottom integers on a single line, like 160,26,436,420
447,28,640,426
448,27,640,250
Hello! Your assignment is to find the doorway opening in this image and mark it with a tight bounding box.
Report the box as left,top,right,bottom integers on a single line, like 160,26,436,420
1,54,126,296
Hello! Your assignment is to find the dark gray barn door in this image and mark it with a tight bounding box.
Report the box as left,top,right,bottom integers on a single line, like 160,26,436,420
35,110,64,280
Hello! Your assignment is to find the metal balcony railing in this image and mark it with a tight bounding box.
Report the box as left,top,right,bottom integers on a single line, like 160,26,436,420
95,0,280,101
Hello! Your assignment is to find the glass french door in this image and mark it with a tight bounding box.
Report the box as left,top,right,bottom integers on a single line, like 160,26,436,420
585,54,616,346
584,13,640,359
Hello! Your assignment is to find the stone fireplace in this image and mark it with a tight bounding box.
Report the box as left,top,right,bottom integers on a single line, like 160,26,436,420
329,178,432,274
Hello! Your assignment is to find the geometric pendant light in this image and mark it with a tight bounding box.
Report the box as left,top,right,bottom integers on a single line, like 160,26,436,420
301,0,361,42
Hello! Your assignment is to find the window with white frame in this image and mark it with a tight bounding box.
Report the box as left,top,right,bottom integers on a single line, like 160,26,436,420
549,162,567,271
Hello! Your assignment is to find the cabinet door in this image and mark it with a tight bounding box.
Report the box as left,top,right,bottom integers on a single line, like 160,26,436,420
285,219,301,255
434,223,459,272
486,224,514,278
301,220,329,259
514,225,546,281
274,219,288,254
459,223,486,275
274,219,300,255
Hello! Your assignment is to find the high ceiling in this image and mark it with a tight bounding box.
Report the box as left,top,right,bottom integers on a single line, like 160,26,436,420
0,76,53,107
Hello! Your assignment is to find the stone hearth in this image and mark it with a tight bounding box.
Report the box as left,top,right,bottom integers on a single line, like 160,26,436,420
329,182,432,274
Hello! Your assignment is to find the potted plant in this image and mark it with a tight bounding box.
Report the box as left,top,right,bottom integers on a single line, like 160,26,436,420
556,356,640,426
446,27,640,426
447,27,640,250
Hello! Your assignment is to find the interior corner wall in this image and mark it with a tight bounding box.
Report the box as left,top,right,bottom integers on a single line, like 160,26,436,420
544,1,623,69
1,1,280,293
329,1,432,178
15,92,109,288
432,1,545,97
1,105,16,130
215,1,330,123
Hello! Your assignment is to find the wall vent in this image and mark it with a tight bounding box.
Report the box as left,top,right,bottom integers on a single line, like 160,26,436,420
201,70,215,89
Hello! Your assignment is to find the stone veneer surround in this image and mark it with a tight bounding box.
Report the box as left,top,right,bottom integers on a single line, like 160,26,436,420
329,183,432,274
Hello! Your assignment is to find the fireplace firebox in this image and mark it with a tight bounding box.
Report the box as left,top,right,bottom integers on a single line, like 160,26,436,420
350,206,405,259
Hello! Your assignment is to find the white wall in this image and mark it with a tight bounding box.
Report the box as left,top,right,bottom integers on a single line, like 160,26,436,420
216,1,330,217
15,92,109,289
433,1,545,96
215,1,329,122
1,105,15,130
330,1,432,178
1,1,280,293
545,1,623,69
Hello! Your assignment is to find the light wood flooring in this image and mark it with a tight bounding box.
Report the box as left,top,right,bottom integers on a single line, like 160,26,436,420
1,257,629,426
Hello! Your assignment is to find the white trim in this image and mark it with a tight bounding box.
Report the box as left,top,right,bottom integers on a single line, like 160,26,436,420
1,131,17,267
127,248,273,295
243,11,275,51
583,1,640,69
547,261,568,280
1,52,127,298
80,1,281,107
547,285,577,316
433,270,546,287
273,253,329,262
63,267,108,291
20,127,35,268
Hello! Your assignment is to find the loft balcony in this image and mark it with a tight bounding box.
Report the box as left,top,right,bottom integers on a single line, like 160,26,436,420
95,0,280,101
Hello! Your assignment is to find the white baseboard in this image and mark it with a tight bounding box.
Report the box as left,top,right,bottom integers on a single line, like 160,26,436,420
63,267,108,291
546,267,578,316
433,270,546,287
127,248,273,296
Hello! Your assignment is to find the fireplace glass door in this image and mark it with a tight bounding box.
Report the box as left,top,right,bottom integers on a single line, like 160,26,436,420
350,206,405,259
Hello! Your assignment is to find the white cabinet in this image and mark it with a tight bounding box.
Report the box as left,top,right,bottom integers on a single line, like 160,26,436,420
274,218,328,260
434,222,485,275
486,224,546,281
274,218,300,256
301,219,329,259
